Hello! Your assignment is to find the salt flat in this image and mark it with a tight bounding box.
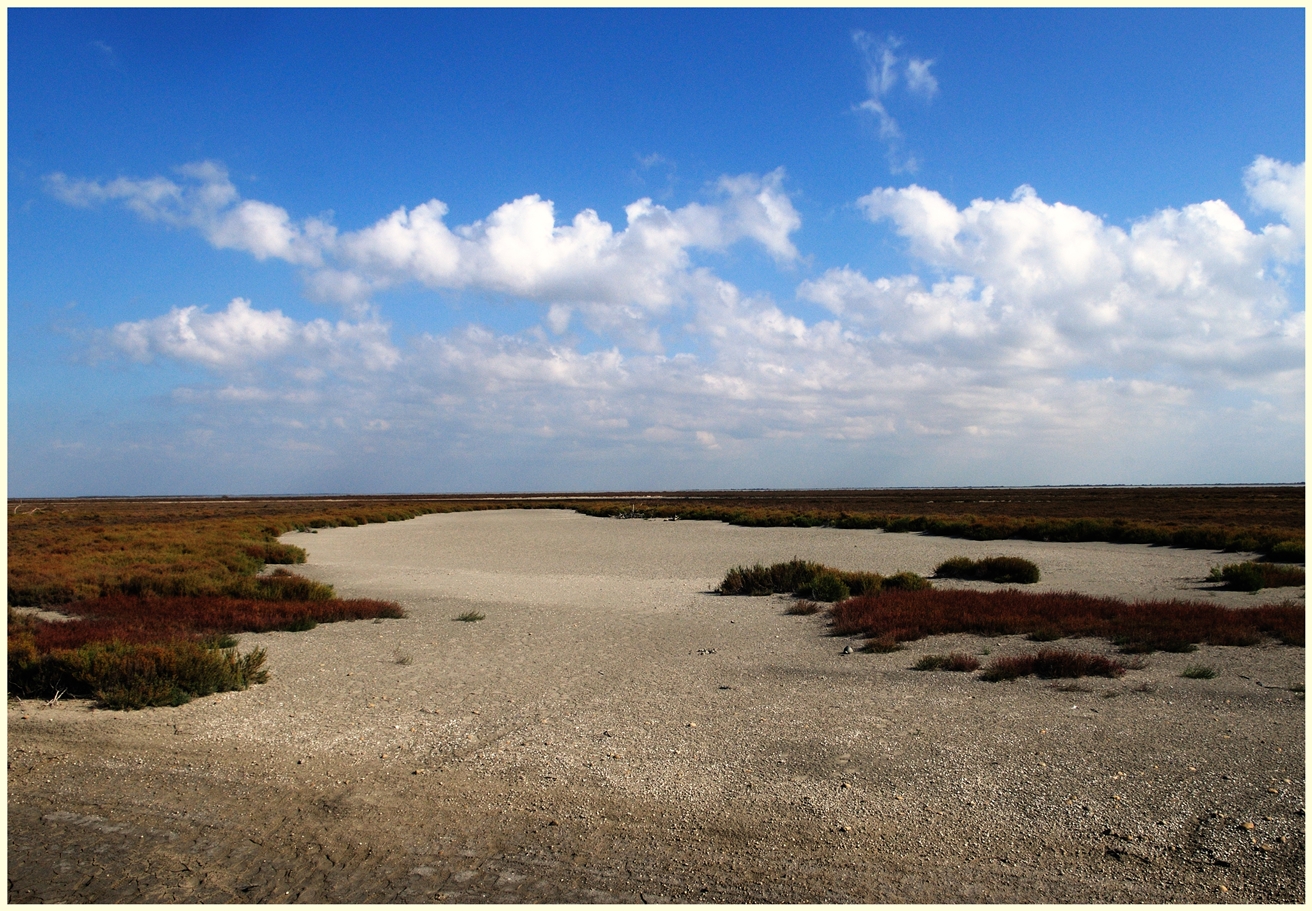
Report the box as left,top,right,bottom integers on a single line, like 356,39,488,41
8,509,1304,902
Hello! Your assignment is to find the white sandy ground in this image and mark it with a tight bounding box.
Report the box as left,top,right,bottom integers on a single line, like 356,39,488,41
7,509,1306,902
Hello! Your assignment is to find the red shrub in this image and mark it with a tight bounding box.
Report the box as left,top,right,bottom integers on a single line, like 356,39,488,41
828,588,1302,652
28,595,404,652
980,649,1125,682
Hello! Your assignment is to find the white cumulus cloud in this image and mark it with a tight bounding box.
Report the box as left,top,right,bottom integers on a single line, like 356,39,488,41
49,161,802,324
834,158,1305,379
109,297,399,371
52,157,1304,489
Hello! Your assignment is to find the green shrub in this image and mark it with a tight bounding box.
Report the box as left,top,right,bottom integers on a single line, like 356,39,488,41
8,638,268,709
806,572,851,603
716,560,929,600
1268,540,1305,563
934,556,1041,584
454,611,485,622
716,559,825,596
1211,561,1305,592
883,571,929,592
1181,664,1217,679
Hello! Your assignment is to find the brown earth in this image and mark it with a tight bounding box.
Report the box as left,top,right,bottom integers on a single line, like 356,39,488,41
8,510,1305,903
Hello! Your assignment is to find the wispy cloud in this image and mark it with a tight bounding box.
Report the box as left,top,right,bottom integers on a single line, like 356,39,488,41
47,162,332,266
852,31,938,174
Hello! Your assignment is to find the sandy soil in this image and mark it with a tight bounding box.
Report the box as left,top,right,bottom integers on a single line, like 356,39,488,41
8,509,1305,902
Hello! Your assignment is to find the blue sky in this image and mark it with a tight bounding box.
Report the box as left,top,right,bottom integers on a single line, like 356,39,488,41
9,8,1305,496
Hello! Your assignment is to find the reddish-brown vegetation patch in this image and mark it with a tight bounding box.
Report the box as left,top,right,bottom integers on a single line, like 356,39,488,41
912,652,981,672
22,593,404,652
9,593,403,709
980,649,1127,682
828,588,1303,653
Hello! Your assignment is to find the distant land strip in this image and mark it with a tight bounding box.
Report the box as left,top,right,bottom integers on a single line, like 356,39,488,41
9,485,1303,609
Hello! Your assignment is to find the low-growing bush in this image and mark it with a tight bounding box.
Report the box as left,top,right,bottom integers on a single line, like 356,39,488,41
861,633,904,653
934,556,1041,584
1209,561,1305,592
806,572,851,603
828,588,1303,652
716,560,928,600
980,649,1125,682
1181,664,1218,679
454,610,485,622
9,632,268,709
1026,625,1064,642
1268,540,1305,564
912,652,980,672
882,571,933,592
785,600,823,616
716,559,825,596
7,595,403,708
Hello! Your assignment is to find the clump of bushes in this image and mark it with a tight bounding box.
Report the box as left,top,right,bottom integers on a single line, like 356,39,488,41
9,614,269,709
912,652,981,672
980,649,1125,682
8,594,404,709
827,588,1303,653
716,559,929,602
934,556,1041,584
1267,540,1305,564
1209,561,1304,592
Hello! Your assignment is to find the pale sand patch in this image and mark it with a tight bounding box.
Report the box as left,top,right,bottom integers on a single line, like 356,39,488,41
281,507,1303,609
8,509,1304,903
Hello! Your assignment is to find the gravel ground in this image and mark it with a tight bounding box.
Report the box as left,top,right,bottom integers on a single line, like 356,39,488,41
8,509,1305,902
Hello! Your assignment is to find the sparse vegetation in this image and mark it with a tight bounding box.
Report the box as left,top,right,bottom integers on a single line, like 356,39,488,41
716,559,928,601
785,600,823,616
828,588,1302,653
454,611,486,622
1208,561,1305,592
934,555,1041,584
1180,664,1218,679
980,649,1126,682
861,633,904,653
912,652,980,672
